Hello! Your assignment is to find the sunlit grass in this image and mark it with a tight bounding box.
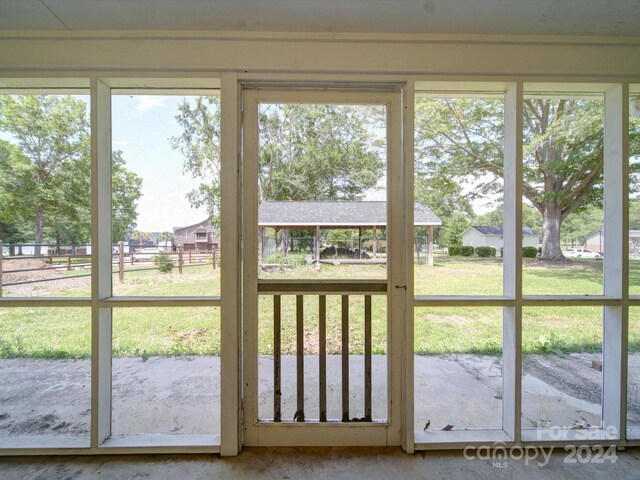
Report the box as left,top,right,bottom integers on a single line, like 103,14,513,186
2,257,638,358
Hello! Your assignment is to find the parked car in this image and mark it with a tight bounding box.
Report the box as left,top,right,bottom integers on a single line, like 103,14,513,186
563,248,601,259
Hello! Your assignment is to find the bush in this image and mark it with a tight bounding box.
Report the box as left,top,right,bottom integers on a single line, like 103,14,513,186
448,245,461,256
461,246,474,257
522,246,538,258
153,251,175,273
263,252,307,267
475,246,497,257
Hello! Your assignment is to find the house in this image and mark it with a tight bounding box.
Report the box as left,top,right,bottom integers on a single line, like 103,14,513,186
586,230,640,256
461,226,540,254
172,219,219,252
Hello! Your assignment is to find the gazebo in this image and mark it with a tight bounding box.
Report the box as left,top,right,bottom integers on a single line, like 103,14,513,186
258,201,442,266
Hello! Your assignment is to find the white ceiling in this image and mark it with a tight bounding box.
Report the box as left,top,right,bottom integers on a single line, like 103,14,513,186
0,0,639,36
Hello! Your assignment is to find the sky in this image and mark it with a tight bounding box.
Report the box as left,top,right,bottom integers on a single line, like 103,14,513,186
112,95,208,232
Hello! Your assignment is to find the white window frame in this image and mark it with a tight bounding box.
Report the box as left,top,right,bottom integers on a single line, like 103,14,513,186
0,74,636,455
410,81,633,451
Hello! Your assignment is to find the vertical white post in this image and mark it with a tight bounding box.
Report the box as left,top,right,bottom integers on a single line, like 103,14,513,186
90,78,113,447
603,84,629,438
386,89,405,446
402,79,416,453
502,82,523,442
241,88,260,446
220,73,242,456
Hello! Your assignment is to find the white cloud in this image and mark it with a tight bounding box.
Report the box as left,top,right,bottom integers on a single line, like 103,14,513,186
133,96,168,115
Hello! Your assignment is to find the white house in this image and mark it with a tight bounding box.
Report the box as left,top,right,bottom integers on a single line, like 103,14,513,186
461,226,540,254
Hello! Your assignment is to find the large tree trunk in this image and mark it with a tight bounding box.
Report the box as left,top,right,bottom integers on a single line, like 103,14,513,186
34,206,44,257
540,205,565,261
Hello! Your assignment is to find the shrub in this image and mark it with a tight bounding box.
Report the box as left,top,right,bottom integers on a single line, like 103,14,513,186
153,251,175,273
522,246,538,258
263,252,307,267
461,246,474,257
448,245,461,256
475,246,497,257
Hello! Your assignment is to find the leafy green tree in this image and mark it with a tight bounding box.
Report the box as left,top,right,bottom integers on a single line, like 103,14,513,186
172,99,385,254
630,200,640,230
112,151,143,243
258,104,383,202
474,204,543,232
0,95,142,254
0,96,88,255
560,206,603,247
440,212,471,248
415,97,632,260
171,96,222,226
172,99,384,212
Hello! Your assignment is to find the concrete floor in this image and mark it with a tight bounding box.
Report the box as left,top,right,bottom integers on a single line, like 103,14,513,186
2,353,640,478
2,447,640,479
1,352,618,439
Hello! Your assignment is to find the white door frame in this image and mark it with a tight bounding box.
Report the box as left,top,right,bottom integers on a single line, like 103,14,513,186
241,86,406,447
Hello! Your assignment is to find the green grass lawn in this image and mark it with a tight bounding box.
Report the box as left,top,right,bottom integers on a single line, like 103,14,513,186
2,257,640,358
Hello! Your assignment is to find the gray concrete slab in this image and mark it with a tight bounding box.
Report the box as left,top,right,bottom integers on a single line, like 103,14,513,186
1,447,640,479
0,353,633,439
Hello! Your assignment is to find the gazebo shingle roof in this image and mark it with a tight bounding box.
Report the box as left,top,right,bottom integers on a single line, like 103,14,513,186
258,201,441,228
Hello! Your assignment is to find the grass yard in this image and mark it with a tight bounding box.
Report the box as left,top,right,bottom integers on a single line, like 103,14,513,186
2,256,640,358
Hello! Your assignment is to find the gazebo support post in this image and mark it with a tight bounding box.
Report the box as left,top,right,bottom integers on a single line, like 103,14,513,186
372,226,377,258
315,225,321,270
428,225,434,267
258,226,265,263
358,228,362,259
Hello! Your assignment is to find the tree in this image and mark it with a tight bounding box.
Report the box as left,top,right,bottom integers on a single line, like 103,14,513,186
257,104,383,202
0,95,143,254
112,151,143,243
172,98,385,253
415,97,619,260
0,96,88,255
440,213,471,248
474,204,543,232
171,96,222,226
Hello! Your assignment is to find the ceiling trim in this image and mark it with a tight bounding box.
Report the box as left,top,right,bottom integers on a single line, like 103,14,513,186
1,30,640,46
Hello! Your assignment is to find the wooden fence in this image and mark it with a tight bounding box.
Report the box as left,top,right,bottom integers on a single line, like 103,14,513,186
0,241,219,296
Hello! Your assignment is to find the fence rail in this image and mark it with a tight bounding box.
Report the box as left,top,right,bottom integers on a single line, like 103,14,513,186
0,242,219,294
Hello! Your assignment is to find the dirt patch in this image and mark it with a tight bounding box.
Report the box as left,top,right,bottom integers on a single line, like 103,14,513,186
170,329,209,342
2,258,91,296
523,353,602,405
3,258,59,283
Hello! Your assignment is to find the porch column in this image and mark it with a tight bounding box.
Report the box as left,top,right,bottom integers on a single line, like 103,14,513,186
372,226,377,258
428,225,434,267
